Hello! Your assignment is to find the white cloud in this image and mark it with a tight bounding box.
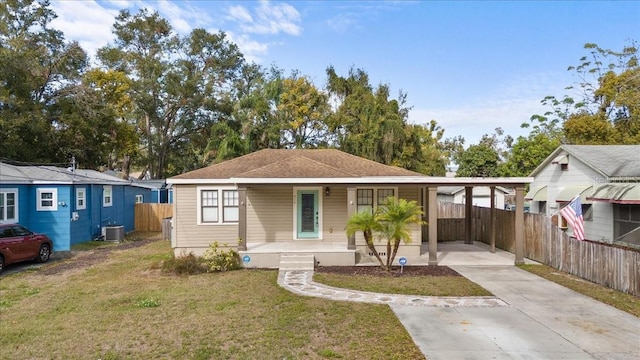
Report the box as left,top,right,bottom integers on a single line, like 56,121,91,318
326,13,358,33
50,1,119,60
226,33,270,63
154,0,213,34
49,0,301,65
234,0,302,36
228,5,253,23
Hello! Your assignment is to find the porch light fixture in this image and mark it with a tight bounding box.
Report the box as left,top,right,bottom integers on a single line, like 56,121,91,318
325,187,330,196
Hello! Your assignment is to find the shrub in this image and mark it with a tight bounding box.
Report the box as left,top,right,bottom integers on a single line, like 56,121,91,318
201,241,241,272
161,252,207,275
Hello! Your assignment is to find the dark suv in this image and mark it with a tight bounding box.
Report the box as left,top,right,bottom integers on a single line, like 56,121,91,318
0,224,53,274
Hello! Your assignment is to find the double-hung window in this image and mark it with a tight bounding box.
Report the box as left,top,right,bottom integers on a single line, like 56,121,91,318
103,186,112,207
201,190,219,223
223,190,239,222
357,189,374,214
37,188,57,211
357,188,396,214
76,188,86,210
198,188,239,224
0,189,18,223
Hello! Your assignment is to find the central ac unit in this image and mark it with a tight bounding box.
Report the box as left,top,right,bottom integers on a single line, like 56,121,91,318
104,225,125,242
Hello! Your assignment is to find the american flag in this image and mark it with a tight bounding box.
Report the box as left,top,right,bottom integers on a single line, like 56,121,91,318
560,196,585,241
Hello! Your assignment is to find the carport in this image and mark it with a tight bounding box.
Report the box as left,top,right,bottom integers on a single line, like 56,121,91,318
423,177,532,265
343,177,532,265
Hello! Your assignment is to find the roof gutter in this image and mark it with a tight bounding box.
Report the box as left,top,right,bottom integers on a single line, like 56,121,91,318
168,176,533,186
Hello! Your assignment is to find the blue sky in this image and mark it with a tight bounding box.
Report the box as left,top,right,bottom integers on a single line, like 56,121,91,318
49,1,639,145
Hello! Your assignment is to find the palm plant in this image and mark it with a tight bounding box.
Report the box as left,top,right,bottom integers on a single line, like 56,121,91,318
345,209,386,268
377,197,425,270
346,197,425,271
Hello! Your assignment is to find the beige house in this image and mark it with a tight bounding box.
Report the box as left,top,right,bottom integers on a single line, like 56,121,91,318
167,149,532,268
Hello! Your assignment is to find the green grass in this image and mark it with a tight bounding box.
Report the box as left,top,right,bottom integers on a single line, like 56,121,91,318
0,238,425,360
313,273,492,297
518,264,640,317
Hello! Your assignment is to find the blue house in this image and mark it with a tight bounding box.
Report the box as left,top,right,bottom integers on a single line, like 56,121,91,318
132,180,173,204
0,162,152,251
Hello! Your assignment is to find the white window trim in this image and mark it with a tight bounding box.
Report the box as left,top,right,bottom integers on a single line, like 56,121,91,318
37,188,58,211
356,186,398,213
292,186,323,240
76,187,86,210
196,186,238,225
135,194,144,204
103,186,112,207
0,188,19,224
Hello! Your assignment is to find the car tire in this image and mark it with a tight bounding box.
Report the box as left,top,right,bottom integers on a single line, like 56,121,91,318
37,244,51,263
0,255,4,274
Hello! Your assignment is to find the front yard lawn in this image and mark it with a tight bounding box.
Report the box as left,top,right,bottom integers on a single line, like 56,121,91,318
0,238,424,360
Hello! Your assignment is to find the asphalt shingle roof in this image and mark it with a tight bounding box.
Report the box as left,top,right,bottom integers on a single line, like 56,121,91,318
562,145,640,178
0,162,131,184
171,149,423,180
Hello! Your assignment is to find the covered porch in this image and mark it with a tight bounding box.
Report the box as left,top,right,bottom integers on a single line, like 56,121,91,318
235,177,532,268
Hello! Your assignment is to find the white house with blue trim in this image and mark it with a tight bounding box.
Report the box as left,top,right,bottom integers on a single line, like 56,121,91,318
0,162,152,251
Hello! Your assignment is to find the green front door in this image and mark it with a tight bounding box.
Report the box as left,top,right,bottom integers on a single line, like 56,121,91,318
297,190,319,239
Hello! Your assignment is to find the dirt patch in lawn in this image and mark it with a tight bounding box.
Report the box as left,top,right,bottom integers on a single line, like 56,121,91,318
41,237,159,275
315,265,460,277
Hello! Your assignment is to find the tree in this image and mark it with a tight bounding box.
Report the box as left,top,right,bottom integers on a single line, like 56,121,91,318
395,121,449,176
48,68,140,172
345,197,424,271
499,132,560,177
97,9,245,178
278,76,330,148
534,41,639,145
0,0,87,163
326,66,449,174
455,143,500,177
453,130,510,177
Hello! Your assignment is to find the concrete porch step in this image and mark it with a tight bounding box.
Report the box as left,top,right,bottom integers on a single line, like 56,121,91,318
279,254,315,271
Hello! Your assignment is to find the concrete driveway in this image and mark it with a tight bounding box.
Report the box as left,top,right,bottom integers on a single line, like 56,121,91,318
392,264,640,360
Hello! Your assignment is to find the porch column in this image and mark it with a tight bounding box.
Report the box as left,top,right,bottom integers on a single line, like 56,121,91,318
514,185,525,265
428,186,438,265
347,187,356,250
421,186,428,243
465,186,473,244
490,186,496,253
238,187,247,251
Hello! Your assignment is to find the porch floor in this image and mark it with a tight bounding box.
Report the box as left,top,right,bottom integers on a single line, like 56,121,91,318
421,241,539,266
244,241,353,254
239,240,538,268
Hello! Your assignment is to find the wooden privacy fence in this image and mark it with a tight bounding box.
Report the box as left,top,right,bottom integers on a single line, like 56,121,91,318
135,203,173,232
435,202,639,296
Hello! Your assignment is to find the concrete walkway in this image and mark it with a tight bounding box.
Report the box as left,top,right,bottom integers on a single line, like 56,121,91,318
393,265,640,360
277,242,640,360
278,270,508,307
